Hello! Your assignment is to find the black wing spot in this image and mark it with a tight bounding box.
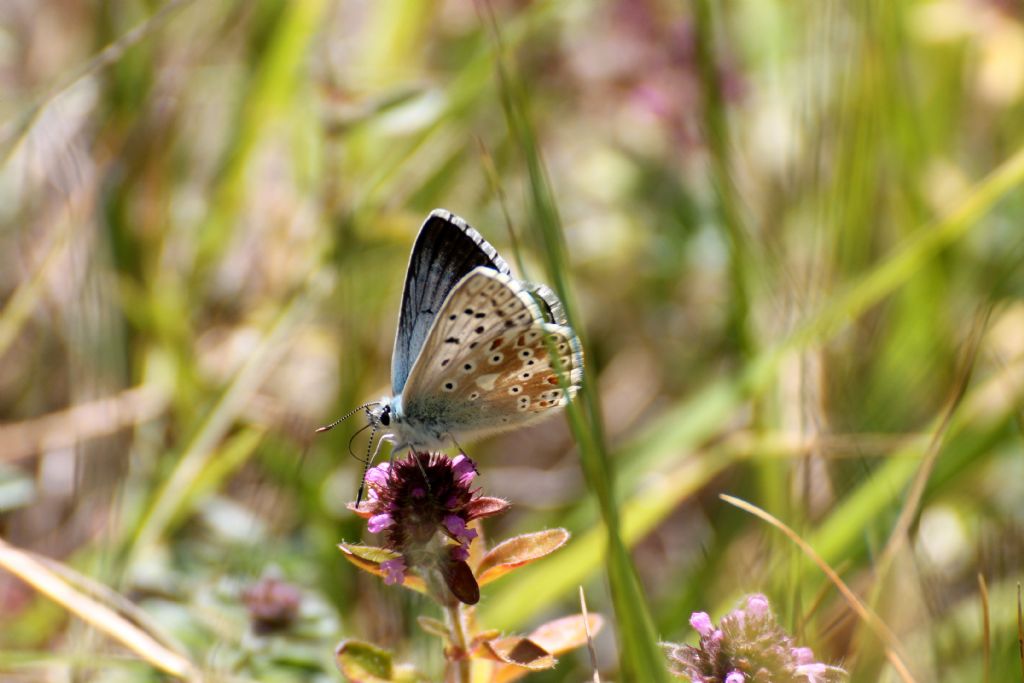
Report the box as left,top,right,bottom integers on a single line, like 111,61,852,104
475,325,485,334
505,320,515,328
464,308,474,315
449,314,457,321
445,337,460,344
475,312,486,319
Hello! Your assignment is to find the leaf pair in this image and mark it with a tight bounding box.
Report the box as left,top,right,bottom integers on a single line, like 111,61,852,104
336,613,603,683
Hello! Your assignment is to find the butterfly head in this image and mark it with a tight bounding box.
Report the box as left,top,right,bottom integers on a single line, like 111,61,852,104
366,398,395,430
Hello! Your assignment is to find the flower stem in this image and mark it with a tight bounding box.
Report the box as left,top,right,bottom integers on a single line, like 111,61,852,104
446,602,471,683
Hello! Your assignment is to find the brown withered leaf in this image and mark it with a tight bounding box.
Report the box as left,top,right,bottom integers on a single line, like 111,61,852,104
528,613,605,655
479,636,555,670
346,502,374,520
490,614,604,683
476,528,569,586
337,543,426,594
443,558,480,605
464,496,510,520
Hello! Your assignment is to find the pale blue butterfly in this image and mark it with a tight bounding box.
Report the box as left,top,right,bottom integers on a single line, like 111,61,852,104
320,209,583,470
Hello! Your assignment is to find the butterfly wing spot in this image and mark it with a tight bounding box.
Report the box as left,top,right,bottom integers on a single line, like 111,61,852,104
489,338,504,350
464,308,474,315
469,391,480,400
508,386,521,395
519,371,531,380
441,358,450,367
462,362,475,373
445,337,460,344
474,325,485,334
519,349,533,359
443,380,457,392
488,352,504,365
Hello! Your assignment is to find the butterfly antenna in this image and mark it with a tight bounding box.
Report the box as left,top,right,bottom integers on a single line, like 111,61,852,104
315,401,379,434
347,422,373,462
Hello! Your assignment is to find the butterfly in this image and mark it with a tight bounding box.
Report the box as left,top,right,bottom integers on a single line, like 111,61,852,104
320,209,583,463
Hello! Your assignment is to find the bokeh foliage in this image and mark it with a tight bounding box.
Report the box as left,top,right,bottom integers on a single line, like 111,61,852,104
2,0,1024,681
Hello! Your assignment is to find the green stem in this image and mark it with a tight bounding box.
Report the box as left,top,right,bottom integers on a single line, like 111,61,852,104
445,603,471,683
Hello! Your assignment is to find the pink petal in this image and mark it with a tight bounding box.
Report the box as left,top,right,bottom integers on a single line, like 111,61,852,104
380,558,406,585
367,513,394,533
689,612,714,637
746,594,770,616
451,454,477,485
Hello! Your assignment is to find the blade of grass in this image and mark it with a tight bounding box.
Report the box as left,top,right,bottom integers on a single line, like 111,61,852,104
720,494,916,683
0,0,193,167
619,141,1024,486
194,0,327,271
979,573,990,683
807,336,1024,568
127,272,331,563
484,142,1024,628
874,308,988,574
486,11,668,681
0,538,197,680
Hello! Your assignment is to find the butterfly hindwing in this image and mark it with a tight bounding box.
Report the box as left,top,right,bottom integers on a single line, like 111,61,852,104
400,268,583,443
392,210,511,395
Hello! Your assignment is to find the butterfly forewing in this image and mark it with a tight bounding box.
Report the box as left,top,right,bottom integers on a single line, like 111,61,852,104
400,268,583,442
392,210,512,395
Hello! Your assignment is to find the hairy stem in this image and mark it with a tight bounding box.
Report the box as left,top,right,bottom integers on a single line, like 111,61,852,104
446,602,471,683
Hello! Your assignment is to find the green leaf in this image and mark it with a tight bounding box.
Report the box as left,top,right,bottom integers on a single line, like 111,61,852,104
334,640,394,682
337,543,427,594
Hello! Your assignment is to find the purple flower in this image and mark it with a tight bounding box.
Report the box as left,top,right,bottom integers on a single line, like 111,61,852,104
689,612,714,638
242,577,301,635
367,513,394,533
353,452,509,605
380,558,406,585
663,594,847,682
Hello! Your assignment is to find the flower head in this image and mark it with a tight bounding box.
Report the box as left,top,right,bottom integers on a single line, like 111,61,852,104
242,577,302,635
664,594,847,682
354,452,508,605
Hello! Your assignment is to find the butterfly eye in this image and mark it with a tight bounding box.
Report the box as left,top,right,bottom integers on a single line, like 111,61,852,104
380,407,391,426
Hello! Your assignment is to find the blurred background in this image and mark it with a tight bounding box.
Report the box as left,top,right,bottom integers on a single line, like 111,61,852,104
2,0,1024,680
